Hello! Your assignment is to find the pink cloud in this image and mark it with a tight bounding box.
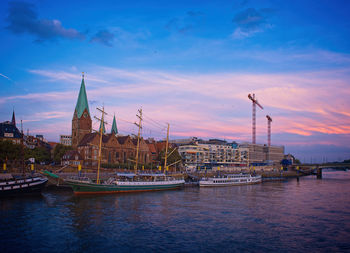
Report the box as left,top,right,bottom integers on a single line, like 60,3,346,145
4,66,349,147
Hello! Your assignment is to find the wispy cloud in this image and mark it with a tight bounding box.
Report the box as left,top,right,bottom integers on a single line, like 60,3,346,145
165,10,205,34
231,8,275,39
0,73,13,82
90,29,115,47
6,1,85,42
13,65,349,146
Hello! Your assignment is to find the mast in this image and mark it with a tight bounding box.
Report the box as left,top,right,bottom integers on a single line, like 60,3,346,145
163,123,170,172
21,120,24,176
134,108,143,173
94,106,107,184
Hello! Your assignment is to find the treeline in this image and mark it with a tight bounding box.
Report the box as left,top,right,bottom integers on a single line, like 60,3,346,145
0,140,182,167
0,140,71,165
0,139,50,164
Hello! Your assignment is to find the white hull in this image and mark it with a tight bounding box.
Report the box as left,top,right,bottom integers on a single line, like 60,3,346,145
115,179,185,186
199,174,262,187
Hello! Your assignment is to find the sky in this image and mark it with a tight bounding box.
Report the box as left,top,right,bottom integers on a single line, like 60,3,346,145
0,0,350,162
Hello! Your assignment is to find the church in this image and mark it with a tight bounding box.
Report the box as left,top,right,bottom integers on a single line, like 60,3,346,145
71,74,151,168
0,110,22,145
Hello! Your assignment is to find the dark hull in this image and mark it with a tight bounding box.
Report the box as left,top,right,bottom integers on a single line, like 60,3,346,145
0,177,48,197
66,180,185,195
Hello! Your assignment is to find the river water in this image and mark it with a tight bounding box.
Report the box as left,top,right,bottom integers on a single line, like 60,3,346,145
1,171,350,253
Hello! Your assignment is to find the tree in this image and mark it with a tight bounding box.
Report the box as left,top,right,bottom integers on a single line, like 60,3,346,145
294,159,301,164
0,139,21,163
157,147,182,167
25,147,51,164
53,144,72,164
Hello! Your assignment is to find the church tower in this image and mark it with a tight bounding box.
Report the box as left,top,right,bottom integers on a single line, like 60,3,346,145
72,73,92,148
11,109,16,126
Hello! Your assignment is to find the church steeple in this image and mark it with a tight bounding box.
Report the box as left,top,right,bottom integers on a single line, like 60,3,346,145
72,73,92,148
74,72,90,118
11,109,16,126
111,114,118,135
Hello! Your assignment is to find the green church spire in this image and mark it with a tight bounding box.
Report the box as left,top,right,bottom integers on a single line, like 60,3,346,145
74,73,90,118
111,114,118,135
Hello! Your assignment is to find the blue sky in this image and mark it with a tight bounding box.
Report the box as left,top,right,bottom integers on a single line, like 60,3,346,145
1,0,350,162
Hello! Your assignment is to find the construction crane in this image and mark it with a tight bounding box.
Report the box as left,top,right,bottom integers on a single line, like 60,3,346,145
248,93,263,144
266,115,272,146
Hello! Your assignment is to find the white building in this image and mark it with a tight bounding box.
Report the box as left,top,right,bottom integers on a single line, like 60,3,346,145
178,145,208,167
178,142,249,169
60,135,72,146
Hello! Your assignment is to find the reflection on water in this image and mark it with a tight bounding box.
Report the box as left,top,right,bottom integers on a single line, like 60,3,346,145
1,171,350,252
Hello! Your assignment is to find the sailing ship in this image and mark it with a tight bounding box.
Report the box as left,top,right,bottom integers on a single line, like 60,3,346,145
65,107,185,195
199,173,262,187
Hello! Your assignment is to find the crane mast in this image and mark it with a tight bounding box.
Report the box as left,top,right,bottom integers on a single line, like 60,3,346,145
248,93,263,144
266,115,272,147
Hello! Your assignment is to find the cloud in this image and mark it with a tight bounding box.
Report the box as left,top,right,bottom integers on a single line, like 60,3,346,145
22,65,350,143
187,11,204,17
165,11,204,34
0,73,13,82
90,29,115,47
3,60,350,154
6,1,85,41
231,8,274,39
28,69,108,85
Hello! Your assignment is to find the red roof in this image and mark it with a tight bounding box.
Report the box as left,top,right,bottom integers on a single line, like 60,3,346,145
116,135,129,144
147,143,157,154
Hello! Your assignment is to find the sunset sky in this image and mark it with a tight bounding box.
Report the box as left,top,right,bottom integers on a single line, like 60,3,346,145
1,0,350,162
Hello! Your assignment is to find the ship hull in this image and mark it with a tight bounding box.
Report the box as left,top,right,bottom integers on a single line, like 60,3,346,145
66,180,185,195
199,174,262,187
0,177,48,197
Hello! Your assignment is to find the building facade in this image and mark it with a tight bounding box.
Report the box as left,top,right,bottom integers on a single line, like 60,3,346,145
239,143,285,165
61,150,83,167
60,135,72,146
178,142,248,168
178,140,283,168
77,133,150,168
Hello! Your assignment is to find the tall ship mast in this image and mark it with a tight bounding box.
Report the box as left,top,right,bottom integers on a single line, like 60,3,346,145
94,106,107,184
134,108,142,173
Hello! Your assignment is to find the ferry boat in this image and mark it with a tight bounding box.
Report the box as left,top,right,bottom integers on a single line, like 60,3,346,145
0,174,48,196
199,173,262,187
65,107,184,195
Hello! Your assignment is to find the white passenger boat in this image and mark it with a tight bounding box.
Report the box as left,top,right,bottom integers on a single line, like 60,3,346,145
199,173,262,187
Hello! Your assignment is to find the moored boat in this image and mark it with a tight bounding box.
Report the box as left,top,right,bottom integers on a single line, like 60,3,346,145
199,173,261,187
65,106,184,195
66,173,184,195
0,173,48,196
